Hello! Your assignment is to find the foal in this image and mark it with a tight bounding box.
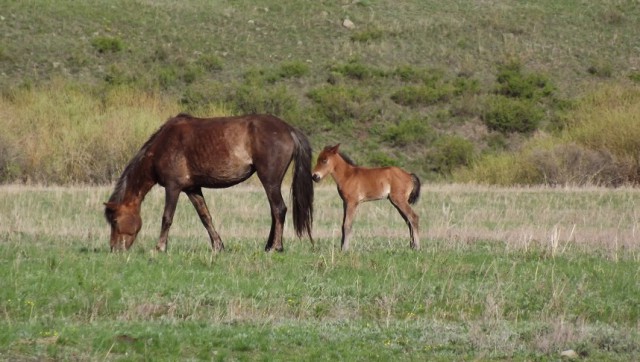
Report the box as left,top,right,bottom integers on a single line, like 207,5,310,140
312,144,421,250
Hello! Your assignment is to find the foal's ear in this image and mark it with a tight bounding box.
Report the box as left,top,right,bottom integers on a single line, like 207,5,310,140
330,144,340,153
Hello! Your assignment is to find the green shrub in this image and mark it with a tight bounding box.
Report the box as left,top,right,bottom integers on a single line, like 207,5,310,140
197,55,223,72
180,83,227,113
495,61,554,99
307,85,369,123
629,72,640,83
330,60,384,80
393,66,445,84
367,151,399,167
382,118,434,146
157,66,179,89
233,84,298,116
90,36,123,54
453,75,480,95
391,84,453,107
278,60,309,78
244,61,309,84
482,95,543,133
426,135,475,174
104,64,132,86
182,64,203,84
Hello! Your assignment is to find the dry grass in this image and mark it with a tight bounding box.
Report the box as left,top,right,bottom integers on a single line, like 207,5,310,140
1,183,638,258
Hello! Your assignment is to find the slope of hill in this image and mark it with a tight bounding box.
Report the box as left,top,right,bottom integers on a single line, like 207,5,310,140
1,0,639,184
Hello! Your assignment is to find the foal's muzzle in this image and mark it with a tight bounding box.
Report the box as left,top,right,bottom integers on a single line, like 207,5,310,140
312,173,321,183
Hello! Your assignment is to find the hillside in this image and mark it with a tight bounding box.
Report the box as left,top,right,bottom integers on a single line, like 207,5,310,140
1,0,639,184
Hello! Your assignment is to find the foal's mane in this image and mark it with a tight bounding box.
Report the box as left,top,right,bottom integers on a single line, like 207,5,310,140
107,116,180,203
339,152,357,166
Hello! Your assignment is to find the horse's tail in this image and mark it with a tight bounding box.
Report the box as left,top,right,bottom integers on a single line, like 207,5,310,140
408,173,421,205
290,127,314,243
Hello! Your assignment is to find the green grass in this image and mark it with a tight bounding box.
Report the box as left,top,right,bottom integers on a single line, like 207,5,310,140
1,184,639,360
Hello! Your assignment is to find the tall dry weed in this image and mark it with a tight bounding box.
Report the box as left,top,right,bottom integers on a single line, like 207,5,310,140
0,80,229,183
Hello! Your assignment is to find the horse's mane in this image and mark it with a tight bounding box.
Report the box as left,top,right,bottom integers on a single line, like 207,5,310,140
339,152,357,166
107,117,178,203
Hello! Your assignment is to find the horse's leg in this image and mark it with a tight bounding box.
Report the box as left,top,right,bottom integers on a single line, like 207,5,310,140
341,199,358,251
389,196,420,250
255,150,289,252
261,184,287,252
186,188,224,252
156,186,181,252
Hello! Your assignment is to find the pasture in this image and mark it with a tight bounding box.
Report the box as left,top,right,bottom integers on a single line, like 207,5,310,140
0,184,638,360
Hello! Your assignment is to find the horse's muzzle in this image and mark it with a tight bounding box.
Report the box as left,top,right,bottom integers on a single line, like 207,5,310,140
312,173,321,183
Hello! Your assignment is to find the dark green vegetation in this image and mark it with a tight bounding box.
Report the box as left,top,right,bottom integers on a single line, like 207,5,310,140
2,0,640,185
1,185,639,360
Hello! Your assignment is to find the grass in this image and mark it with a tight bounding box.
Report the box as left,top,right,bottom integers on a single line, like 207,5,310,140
2,1,640,184
1,184,639,360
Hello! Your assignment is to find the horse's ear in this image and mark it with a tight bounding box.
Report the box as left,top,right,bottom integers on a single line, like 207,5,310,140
331,144,340,153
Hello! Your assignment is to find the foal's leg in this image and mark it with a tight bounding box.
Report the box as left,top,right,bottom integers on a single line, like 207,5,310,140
341,199,358,251
156,186,181,252
389,196,420,250
186,188,224,252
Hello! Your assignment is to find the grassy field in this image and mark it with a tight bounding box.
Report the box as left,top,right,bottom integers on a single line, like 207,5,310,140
1,183,639,360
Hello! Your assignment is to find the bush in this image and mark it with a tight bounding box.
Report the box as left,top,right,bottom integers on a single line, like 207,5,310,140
91,36,124,54
391,84,453,107
453,152,541,186
307,85,369,123
233,83,298,116
524,143,633,186
629,72,640,83
393,66,445,84
278,61,309,79
244,61,309,84
382,118,434,146
426,135,475,174
495,61,554,100
330,60,384,80
367,151,399,167
453,75,480,95
482,95,543,133
197,55,223,72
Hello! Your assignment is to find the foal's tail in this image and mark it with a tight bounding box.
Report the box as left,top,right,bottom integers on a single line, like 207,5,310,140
290,127,314,243
408,173,421,205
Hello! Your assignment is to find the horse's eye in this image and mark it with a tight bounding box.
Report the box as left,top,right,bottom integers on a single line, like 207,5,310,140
322,159,328,164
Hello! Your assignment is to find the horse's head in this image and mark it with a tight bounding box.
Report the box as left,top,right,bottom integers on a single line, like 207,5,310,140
104,201,142,251
312,144,340,182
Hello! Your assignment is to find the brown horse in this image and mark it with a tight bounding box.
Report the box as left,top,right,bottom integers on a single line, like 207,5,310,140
104,113,313,252
312,144,420,250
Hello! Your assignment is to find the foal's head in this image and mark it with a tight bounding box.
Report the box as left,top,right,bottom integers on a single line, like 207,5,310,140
104,202,142,251
312,144,341,182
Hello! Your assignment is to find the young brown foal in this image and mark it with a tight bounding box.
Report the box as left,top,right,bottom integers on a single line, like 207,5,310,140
312,144,421,251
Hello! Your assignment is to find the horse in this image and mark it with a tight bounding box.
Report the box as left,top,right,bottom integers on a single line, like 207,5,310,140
104,113,314,252
311,144,420,251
